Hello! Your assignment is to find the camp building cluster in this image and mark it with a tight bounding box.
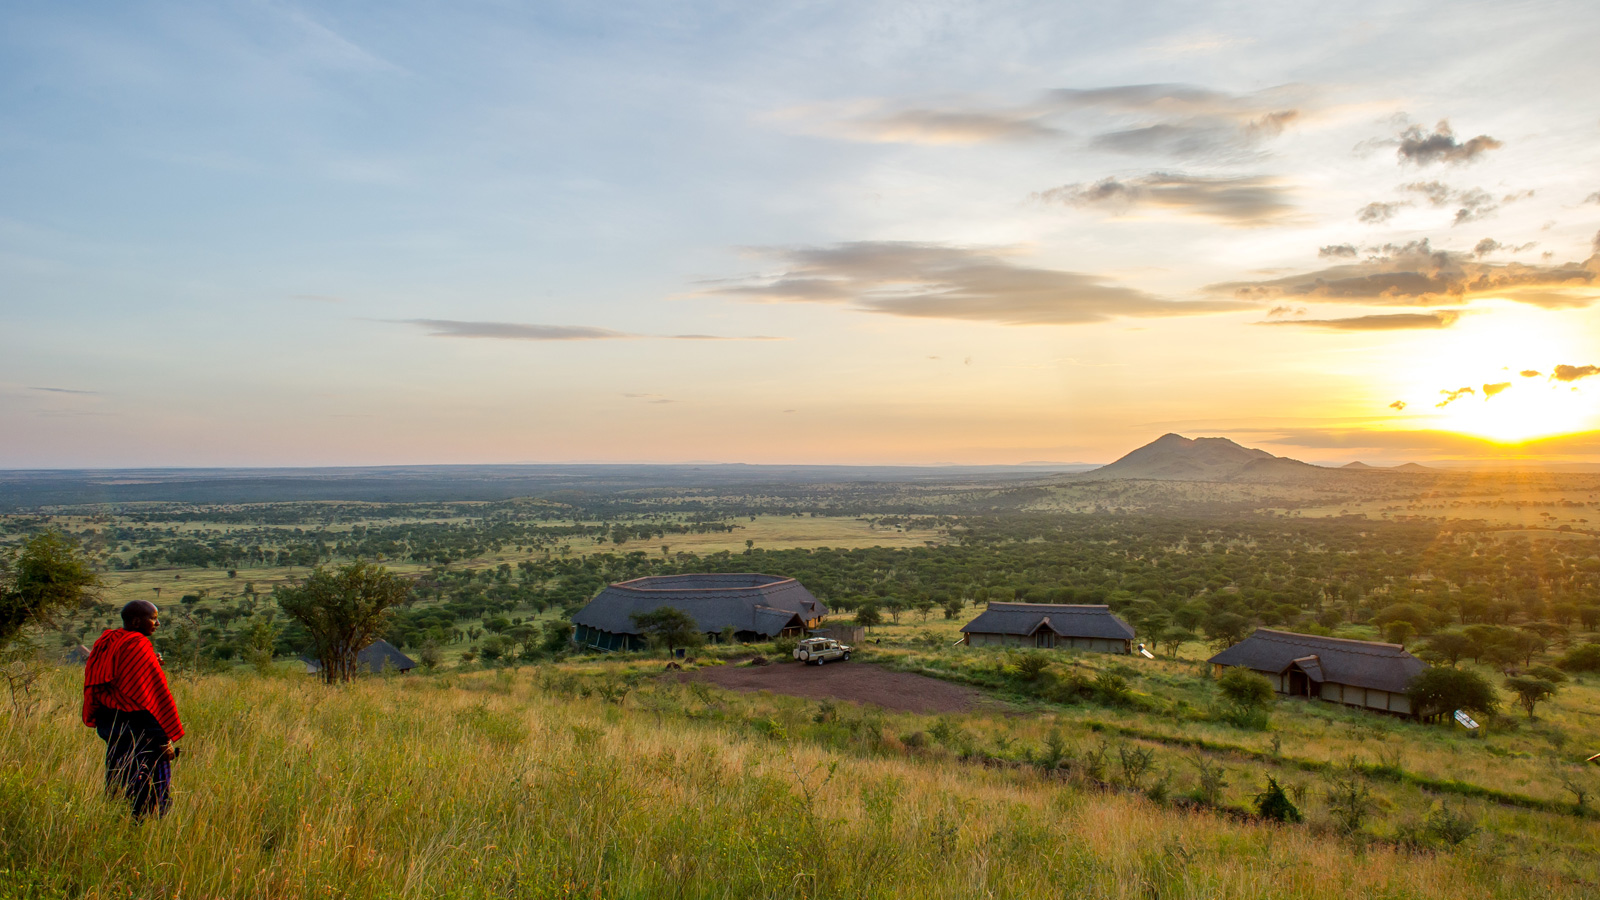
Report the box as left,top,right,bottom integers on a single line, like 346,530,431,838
568,572,1431,717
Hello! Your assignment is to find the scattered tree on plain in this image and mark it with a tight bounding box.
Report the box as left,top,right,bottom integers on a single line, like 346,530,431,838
276,562,412,684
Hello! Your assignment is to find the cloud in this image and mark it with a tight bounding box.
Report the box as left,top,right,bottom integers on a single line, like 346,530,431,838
29,386,99,395
703,242,1245,325
1357,201,1406,224
1585,191,1600,205
824,108,1061,144
1402,181,1455,207
399,320,780,341
1389,400,1407,411
1436,386,1475,407
1398,182,1531,226
1521,369,1542,377
1209,239,1600,309
1395,120,1503,166
1482,381,1512,397
1319,244,1358,258
1552,364,1600,382
1259,310,1460,331
786,82,1306,160
1035,172,1293,226
1452,189,1499,225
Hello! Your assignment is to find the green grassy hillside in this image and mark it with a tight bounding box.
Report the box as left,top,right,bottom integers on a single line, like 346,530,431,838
4,661,1595,900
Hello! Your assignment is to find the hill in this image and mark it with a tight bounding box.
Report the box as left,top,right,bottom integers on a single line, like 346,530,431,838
1083,433,1331,483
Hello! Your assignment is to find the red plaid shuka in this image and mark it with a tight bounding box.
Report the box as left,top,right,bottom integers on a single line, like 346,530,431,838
83,629,184,741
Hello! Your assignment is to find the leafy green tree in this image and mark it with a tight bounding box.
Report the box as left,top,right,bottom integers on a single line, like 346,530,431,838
1405,666,1497,718
0,532,98,650
855,604,883,631
241,613,280,674
1503,676,1558,720
629,607,705,655
277,562,412,684
1202,612,1249,649
1422,630,1474,665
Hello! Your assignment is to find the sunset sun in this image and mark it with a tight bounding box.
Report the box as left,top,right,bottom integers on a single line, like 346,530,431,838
1396,304,1599,444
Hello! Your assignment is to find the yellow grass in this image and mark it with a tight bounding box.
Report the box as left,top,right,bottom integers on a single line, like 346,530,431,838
3,666,1592,899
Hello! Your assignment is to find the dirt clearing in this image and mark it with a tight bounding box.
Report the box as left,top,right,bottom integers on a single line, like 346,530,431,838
675,661,1002,714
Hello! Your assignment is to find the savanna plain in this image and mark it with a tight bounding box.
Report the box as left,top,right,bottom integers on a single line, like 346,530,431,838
4,464,1600,899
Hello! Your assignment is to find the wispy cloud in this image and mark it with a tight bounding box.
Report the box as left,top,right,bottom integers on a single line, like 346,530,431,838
1035,172,1294,226
29,386,100,395
1258,310,1461,331
398,320,782,342
1357,201,1406,224
1210,239,1600,309
1482,381,1512,397
779,82,1307,160
702,242,1245,326
1436,386,1476,407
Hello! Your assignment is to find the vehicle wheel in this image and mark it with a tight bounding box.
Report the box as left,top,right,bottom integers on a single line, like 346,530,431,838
842,652,850,661
798,651,809,662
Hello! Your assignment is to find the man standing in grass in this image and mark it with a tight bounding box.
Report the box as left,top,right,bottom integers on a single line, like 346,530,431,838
82,600,184,819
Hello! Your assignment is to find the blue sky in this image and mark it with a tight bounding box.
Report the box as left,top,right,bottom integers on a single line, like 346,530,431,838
3,0,1599,467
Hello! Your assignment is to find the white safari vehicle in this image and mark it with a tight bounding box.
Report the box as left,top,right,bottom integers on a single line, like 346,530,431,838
794,637,852,665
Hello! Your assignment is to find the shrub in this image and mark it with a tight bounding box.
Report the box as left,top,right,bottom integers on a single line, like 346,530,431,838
1557,643,1600,673
1406,665,1497,718
1015,651,1050,681
1217,668,1275,709
1254,777,1302,823
1527,664,1567,683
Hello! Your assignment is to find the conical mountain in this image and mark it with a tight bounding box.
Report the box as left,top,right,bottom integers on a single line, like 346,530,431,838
1085,433,1327,482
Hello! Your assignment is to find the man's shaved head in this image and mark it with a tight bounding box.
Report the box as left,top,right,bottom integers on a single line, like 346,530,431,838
121,600,159,630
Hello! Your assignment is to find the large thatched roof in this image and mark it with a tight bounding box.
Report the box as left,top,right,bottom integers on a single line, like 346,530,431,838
960,602,1135,640
1208,629,1425,694
572,573,827,638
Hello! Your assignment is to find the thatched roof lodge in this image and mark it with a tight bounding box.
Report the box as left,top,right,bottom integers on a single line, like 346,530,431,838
301,639,417,676
571,573,828,652
1208,629,1427,716
959,602,1135,654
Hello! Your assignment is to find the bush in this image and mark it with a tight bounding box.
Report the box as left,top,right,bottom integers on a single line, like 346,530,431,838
773,637,798,658
1527,664,1567,683
1254,777,1302,823
1557,643,1600,673
1015,652,1050,681
1217,668,1275,709
1406,665,1498,718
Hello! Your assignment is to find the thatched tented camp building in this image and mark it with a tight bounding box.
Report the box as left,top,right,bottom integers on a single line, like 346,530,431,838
1207,629,1427,716
301,639,417,676
571,573,828,651
959,602,1135,653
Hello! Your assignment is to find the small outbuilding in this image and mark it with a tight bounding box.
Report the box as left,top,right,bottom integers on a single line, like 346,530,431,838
300,639,417,676
1207,629,1426,716
571,573,828,651
959,602,1135,654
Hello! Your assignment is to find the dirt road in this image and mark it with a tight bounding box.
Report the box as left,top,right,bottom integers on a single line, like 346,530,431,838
675,660,999,714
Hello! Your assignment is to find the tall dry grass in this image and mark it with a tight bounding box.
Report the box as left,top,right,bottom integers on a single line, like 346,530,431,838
1,666,1587,899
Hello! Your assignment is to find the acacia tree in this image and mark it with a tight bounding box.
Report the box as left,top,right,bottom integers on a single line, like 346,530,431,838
1503,676,1558,720
277,562,411,685
0,531,98,651
629,607,704,656
1405,666,1497,720
1,532,98,712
